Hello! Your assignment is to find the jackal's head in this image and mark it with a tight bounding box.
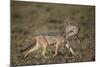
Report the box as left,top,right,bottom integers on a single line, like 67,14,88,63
63,17,80,38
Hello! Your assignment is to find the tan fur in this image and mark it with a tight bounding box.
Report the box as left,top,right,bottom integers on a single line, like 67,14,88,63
23,34,77,58
23,18,80,58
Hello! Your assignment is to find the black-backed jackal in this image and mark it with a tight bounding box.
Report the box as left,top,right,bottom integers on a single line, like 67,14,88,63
21,18,80,58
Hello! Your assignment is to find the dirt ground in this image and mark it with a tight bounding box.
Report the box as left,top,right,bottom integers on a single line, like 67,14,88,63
11,1,95,66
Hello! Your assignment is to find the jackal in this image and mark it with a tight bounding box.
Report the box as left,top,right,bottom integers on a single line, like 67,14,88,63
21,18,80,58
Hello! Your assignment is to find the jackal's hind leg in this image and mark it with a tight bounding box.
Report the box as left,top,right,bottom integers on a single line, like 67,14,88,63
24,45,40,58
53,43,59,57
42,44,47,58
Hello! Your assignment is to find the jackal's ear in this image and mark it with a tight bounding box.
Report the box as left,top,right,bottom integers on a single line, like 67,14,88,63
64,17,70,25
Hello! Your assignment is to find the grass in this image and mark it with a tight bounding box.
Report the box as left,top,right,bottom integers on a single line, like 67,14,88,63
11,1,95,66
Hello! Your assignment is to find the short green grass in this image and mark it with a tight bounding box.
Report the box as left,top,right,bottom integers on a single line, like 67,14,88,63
11,1,95,66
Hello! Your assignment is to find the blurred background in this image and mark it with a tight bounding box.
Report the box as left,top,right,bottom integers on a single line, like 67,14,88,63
11,1,95,66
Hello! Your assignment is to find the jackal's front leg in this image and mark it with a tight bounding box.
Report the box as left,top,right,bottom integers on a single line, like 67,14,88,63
65,40,75,56
66,44,75,55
